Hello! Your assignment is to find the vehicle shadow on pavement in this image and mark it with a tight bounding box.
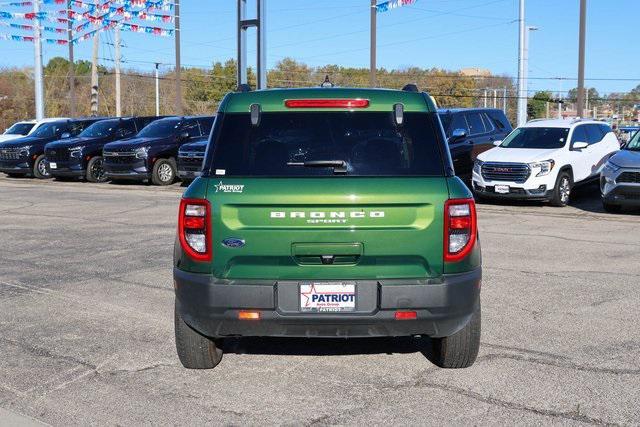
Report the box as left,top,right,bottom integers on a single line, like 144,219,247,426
477,182,640,216
220,336,437,359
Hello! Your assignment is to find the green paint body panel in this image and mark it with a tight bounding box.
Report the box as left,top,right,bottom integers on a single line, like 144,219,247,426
174,88,479,280
176,177,457,280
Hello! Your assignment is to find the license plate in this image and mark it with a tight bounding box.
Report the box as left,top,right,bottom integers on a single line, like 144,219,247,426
49,162,57,169
300,282,356,312
494,184,510,194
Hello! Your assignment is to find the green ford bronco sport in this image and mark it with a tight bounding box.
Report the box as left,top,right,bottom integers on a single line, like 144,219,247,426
174,86,481,369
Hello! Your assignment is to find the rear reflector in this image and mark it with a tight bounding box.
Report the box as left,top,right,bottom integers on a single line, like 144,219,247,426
284,99,369,109
238,311,260,320
395,311,417,320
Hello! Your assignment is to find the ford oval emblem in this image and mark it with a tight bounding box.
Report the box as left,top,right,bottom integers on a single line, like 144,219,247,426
222,238,245,248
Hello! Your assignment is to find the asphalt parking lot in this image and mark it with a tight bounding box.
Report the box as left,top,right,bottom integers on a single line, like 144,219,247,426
0,176,638,426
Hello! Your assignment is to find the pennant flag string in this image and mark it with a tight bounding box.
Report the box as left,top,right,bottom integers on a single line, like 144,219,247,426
375,0,417,13
0,20,66,32
0,32,67,43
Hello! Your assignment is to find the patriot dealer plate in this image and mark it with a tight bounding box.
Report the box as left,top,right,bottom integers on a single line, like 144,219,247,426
299,282,356,312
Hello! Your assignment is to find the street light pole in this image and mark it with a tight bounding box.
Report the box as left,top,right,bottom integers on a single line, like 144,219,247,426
521,25,538,124
33,0,45,120
576,0,587,117
516,0,526,126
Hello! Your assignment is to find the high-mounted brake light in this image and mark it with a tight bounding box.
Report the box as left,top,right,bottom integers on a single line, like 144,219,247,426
284,99,369,109
178,198,211,262
444,198,477,262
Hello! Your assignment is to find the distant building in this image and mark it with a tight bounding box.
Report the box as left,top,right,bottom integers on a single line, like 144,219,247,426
460,68,491,77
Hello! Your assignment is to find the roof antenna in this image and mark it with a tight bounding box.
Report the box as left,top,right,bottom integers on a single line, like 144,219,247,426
320,75,334,88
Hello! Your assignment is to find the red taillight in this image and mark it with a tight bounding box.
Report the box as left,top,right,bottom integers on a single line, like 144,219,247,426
178,198,211,262
444,198,477,262
284,99,369,109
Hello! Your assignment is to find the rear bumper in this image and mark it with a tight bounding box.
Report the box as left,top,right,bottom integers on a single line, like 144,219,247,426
174,267,481,339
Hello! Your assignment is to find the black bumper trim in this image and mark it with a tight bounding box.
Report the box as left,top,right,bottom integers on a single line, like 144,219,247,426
174,268,481,339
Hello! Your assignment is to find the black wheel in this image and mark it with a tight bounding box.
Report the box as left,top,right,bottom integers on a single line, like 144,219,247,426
549,171,572,207
32,154,50,179
151,158,176,186
603,201,622,214
428,299,481,369
175,301,223,369
86,156,108,183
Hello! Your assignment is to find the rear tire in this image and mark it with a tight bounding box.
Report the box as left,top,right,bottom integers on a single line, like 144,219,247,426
151,158,176,186
32,154,50,179
549,171,572,207
86,156,107,183
428,299,481,369
175,301,223,369
603,201,622,214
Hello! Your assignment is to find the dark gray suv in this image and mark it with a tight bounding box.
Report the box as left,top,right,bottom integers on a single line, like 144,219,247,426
438,108,512,179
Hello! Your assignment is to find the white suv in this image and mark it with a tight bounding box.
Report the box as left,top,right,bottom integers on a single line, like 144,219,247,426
472,119,619,206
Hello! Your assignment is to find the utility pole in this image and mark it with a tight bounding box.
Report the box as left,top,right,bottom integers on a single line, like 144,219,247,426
33,0,45,120
67,0,75,117
155,63,160,116
483,89,487,108
114,26,121,117
516,0,526,126
90,32,99,116
576,0,587,117
174,0,183,115
370,0,376,87
493,89,498,108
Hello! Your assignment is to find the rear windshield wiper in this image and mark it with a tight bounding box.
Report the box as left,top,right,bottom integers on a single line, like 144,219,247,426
286,160,348,174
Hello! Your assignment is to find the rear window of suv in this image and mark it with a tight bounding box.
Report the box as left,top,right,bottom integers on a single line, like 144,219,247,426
205,112,446,177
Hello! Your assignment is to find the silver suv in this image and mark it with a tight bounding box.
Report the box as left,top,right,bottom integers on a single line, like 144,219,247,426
601,129,640,213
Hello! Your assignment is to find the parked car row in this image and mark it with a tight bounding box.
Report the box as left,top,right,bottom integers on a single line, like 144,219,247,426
2,107,638,214
0,115,213,185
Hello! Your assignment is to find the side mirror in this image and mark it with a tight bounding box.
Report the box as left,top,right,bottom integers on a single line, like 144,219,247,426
61,132,71,139
492,140,502,146
573,141,589,150
448,128,467,143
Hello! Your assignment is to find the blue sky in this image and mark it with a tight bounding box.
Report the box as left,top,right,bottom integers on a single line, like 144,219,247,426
1,0,639,96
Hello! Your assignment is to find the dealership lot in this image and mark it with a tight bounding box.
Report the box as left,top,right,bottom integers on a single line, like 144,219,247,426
0,176,638,425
